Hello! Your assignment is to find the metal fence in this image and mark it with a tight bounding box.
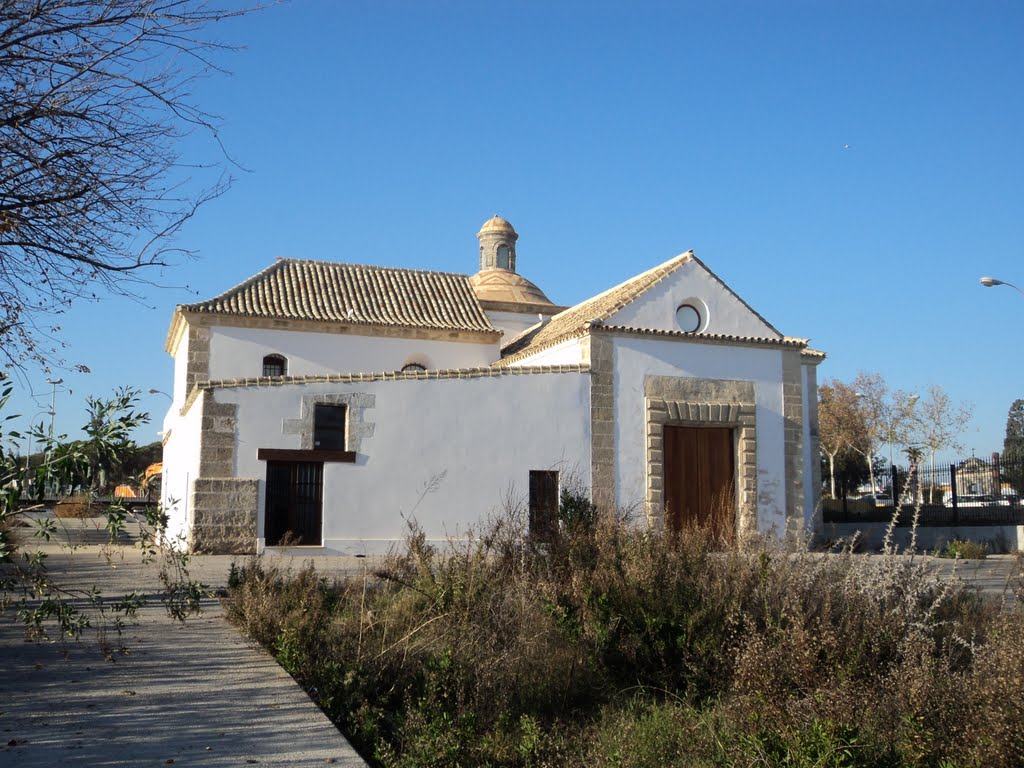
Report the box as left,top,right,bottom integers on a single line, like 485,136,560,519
16,487,156,511
824,453,1024,526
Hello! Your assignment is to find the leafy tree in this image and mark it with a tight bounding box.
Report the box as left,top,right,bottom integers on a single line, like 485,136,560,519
122,441,164,480
818,380,867,498
0,375,202,647
0,0,256,369
849,372,888,496
822,447,870,501
849,372,921,492
1003,399,1024,496
912,385,974,503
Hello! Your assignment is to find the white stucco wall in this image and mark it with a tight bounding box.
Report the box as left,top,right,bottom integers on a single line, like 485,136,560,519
507,337,584,367
611,336,789,535
216,370,592,554
207,325,499,380
485,310,555,341
161,390,204,545
608,259,780,339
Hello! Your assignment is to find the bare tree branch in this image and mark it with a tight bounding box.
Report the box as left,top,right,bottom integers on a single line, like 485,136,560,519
0,0,264,369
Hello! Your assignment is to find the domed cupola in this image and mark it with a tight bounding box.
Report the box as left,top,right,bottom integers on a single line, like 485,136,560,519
477,215,518,272
469,217,563,337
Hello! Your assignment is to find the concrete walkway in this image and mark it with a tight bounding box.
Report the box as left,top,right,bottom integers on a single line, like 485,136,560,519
920,552,1021,607
0,540,374,767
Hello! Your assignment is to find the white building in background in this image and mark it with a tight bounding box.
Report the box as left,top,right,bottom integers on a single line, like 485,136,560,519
160,217,824,554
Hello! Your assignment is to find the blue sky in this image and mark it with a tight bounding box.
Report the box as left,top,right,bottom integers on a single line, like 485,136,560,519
7,0,1024,462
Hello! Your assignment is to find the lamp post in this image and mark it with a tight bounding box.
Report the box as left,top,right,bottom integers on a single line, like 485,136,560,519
44,378,63,495
979,276,1024,297
45,378,63,442
148,388,172,401
24,410,50,478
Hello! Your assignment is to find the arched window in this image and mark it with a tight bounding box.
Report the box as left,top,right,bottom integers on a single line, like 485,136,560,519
401,363,426,373
496,244,511,269
262,354,287,377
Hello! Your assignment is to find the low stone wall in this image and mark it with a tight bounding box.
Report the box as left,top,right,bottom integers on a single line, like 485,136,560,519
823,522,1024,554
188,478,259,554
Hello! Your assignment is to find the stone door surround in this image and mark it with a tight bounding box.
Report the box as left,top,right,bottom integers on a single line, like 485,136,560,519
645,376,757,536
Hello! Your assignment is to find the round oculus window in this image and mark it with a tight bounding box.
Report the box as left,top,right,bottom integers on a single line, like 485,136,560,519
676,304,701,333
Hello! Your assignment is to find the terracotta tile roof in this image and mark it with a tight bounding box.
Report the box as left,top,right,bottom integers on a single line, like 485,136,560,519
500,251,694,361
182,259,497,334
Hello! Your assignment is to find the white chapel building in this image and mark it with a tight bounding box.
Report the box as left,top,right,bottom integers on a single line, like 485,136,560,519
160,217,824,554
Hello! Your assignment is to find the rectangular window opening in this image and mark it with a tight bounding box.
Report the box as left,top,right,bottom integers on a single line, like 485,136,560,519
314,404,346,451
529,470,559,541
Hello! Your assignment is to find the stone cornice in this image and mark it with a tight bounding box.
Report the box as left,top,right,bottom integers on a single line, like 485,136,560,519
596,325,809,349
496,323,814,368
188,362,590,394
479,299,569,315
800,348,827,364
164,309,187,355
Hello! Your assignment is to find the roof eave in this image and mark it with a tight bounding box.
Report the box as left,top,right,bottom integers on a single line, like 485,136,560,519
169,308,501,343
164,307,188,356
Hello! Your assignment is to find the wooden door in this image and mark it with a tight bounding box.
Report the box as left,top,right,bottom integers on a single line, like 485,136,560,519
529,470,560,541
265,461,324,546
663,426,736,545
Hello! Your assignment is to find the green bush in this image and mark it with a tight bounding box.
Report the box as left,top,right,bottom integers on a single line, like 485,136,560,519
937,539,988,559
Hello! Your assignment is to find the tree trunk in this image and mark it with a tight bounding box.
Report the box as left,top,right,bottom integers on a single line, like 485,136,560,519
929,451,936,503
827,452,837,498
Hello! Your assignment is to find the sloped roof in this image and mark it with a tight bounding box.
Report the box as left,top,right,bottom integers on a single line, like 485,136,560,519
181,258,497,334
500,251,694,360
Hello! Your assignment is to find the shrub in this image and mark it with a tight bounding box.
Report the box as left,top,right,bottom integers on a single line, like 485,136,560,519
937,539,988,560
226,513,1024,767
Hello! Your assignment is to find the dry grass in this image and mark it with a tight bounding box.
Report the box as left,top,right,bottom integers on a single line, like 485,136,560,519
226,503,1024,767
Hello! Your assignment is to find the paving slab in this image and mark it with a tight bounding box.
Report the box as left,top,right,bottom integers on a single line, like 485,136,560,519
0,543,375,767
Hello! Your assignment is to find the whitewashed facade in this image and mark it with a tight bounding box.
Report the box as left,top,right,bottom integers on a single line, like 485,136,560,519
161,217,824,554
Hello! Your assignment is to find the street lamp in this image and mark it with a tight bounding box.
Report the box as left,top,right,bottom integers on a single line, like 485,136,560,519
24,410,49,474
45,378,63,443
44,378,63,495
979,276,1024,297
148,388,172,401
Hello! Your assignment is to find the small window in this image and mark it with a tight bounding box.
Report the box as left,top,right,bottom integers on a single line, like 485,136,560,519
401,363,426,373
313,404,346,450
529,470,559,541
675,304,701,333
263,354,287,377
496,244,511,269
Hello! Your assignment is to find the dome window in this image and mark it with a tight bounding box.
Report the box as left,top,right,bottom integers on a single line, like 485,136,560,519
496,244,511,270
